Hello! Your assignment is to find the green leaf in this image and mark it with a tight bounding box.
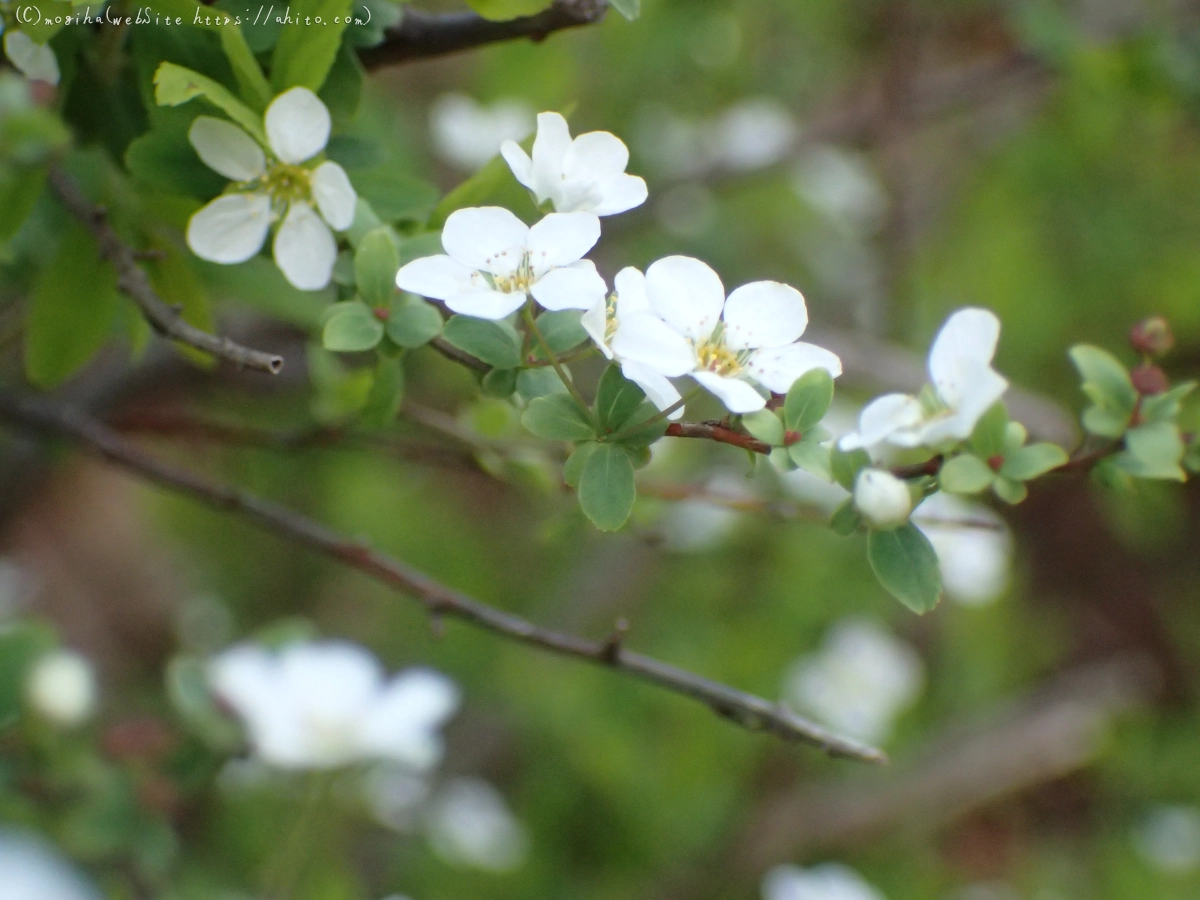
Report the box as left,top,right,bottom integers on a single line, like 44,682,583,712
533,310,588,355
465,0,552,22
938,453,995,494
829,499,862,536
1081,405,1130,439
516,367,566,400
783,368,834,433
1070,344,1137,434
969,402,1009,459
999,442,1068,481
867,523,942,614
1140,381,1197,424
595,364,646,432
577,442,637,532
1002,421,1028,455
219,25,272,110
1116,422,1186,481
991,476,1028,504
271,0,355,92
361,355,405,427
742,410,785,446
521,394,595,441
608,0,641,19
429,154,513,227
788,439,832,481
770,447,797,472
25,223,120,388
153,62,267,145
396,231,444,268
354,228,399,307
831,446,871,491
318,42,365,129
563,442,596,488
0,166,47,242
441,315,522,369
352,169,440,223
386,297,443,348
124,119,227,199
323,301,385,351
145,238,216,368
481,368,518,398
609,401,668,447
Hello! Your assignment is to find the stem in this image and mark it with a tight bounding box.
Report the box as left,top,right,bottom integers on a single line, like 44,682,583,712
522,306,593,418
263,774,329,900
605,390,697,442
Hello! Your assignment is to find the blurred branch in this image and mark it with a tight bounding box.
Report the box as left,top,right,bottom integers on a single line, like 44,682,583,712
665,422,774,454
47,169,285,375
0,391,887,764
359,0,608,71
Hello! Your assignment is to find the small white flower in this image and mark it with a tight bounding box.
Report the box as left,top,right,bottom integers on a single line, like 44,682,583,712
841,308,1008,451
501,111,647,216
186,87,356,291
395,206,606,320
854,469,912,529
0,831,100,900
430,93,534,171
763,863,887,900
26,650,97,728
1,28,60,86
610,256,842,414
426,778,528,873
208,640,458,771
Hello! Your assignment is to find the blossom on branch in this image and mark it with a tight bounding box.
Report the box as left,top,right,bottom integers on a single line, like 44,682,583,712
395,206,607,319
1,27,59,86
854,469,912,529
185,87,356,291
608,256,842,414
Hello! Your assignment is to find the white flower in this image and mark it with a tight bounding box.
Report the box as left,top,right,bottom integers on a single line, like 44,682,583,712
426,777,528,873
782,618,924,745
610,256,842,414
395,206,606,320
186,87,356,291
208,640,458,771
1133,805,1200,874
501,111,647,216
0,831,100,900
840,308,1008,451
430,93,534,171
763,863,887,900
914,493,1012,607
25,650,97,728
1,29,60,86
854,469,912,529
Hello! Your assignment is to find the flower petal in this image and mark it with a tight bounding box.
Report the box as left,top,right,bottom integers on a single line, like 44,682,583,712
591,173,648,217
927,307,1001,407
500,140,534,190
530,259,607,311
396,254,485,302
621,360,684,419
359,668,459,770
581,297,613,358
838,393,925,450
563,130,630,182
311,161,356,230
692,370,767,413
273,201,336,290
746,342,842,393
264,86,331,164
186,192,272,264
530,111,572,206
611,311,696,377
919,363,1008,445
3,31,59,85
441,206,529,277
723,281,808,350
613,266,650,316
644,255,725,341
526,212,600,277
188,116,266,182
445,289,528,320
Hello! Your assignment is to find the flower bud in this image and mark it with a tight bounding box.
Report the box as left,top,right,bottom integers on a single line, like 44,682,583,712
854,469,913,529
1131,363,1169,396
26,650,97,728
1130,316,1174,357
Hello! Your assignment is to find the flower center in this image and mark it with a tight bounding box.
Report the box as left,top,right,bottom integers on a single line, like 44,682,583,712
694,337,747,376
258,162,313,207
488,255,535,294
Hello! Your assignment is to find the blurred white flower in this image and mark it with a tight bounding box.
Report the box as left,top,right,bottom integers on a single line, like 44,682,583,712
652,471,754,552
763,863,887,900
783,618,924,745
208,640,459,771
365,765,432,832
426,777,528,872
854,469,912,529
0,28,60,86
0,831,100,900
1133,804,1200,873
502,111,647,216
914,493,1012,607
395,206,606,320
186,87,356,291
26,650,97,728
711,98,798,171
430,93,534,171
792,147,887,236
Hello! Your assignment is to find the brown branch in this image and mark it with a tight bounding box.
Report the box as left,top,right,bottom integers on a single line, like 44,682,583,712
0,390,886,764
47,168,284,376
665,422,773,455
359,0,608,71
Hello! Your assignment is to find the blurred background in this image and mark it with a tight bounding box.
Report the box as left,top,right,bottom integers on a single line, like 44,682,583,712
4,0,1200,898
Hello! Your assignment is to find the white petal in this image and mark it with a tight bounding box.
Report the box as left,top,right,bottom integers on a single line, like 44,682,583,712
530,111,572,206
691,370,767,413
838,393,925,450
746,342,842,393
613,267,650,316
563,130,630,182
621,360,684,419
4,31,59,85
530,259,607,311
928,307,1001,407
500,140,534,190
310,161,356,230
359,669,459,770
526,212,600,277
722,281,808,350
644,255,725,341
265,86,331,164
188,116,266,182
611,311,696,377
445,289,528,320
919,364,1009,445
397,254,484,300
441,206,529,277
273,202,336,290
581,297,613,358
186,192,272,264
591,173,648,216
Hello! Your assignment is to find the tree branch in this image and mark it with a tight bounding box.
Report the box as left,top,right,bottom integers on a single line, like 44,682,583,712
665,422,773,455
0,390,886,765
359,0,608,71
47,168,285,376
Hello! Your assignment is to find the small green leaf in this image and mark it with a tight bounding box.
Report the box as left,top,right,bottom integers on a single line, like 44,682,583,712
939,454,995,494
466,0,552,21
608,0,641,18
783,368,834,433
323,301,384,351
742,410,785,446
153,62,267,145
441,315,522,369
577,442,637,532
999,442,1068,481
361,355,405,427
516,367,566,400
355,228,399,307
386,297,443,348
563,442,596,488
969,402,1009,459
533,310,588,356
1082,405,1130,439
867,523,942,614
352,169,440,223
770,446,797,472
396,231,445,268
595,364,646,432
1116,422,1186,480
788,439,833,481
219,25,273,110
271,0,355,92
609,401,669,447
522,394,595,441
1070,344,1137,408
991,476,1028,504
1002,421,1028,455
481,368,518,398
831,446,871,491
1140,382,1197,423
829,498,861,536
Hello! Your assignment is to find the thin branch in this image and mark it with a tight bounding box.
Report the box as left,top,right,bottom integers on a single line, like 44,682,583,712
359,0,607,71
47,168,284,375
0,391,886,764
666,422,773,455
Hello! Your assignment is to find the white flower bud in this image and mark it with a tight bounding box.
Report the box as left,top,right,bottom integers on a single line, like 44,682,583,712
854,469,913,529
26,650,97,728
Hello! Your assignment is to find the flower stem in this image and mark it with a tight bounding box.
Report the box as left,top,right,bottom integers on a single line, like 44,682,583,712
522,306,593,419
604,389,699,442
263,773,330,900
